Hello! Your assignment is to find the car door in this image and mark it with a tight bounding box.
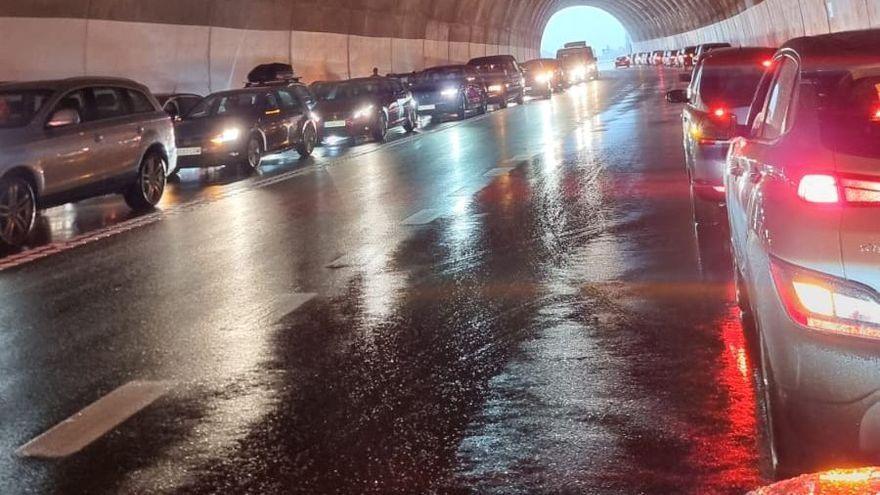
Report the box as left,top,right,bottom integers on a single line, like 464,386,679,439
682,63,705,173
39,88,99,197
260,91,287,152
276,88,306,148
88,86,149,183
733,57,800,273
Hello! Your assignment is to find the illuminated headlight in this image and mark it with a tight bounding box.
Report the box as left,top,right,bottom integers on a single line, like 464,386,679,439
210,127,241,145
441,88,458,98
573,66,587,79
535,72,551,83
352,105,374,119
487,84,503,93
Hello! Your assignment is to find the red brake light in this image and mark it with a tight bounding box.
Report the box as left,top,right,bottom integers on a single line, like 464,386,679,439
761,59,773,68
872,107,880,122
797,173,880,204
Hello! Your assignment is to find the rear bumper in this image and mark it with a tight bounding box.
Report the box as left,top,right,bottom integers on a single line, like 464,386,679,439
524,84,551,96
688,140,730,200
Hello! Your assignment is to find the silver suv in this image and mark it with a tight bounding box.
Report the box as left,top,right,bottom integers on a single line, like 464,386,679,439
0,78,176,247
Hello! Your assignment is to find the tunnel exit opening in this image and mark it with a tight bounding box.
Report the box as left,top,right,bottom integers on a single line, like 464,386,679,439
540,6,630,61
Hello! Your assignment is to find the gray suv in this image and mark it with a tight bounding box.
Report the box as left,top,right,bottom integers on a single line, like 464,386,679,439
0,77,176,247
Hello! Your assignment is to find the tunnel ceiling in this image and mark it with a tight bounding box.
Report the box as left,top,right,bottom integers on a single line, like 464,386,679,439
0,0,752,43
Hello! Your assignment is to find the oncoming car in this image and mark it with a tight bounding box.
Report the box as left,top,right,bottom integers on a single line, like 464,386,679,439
311,77,417,144
0,77,175,247
467,55,525,109
410,65,487,120
174,86,318,173
726,30,880,476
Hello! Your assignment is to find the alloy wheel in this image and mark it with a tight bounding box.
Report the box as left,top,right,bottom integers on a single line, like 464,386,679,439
0,178,36,247
140,155,166,206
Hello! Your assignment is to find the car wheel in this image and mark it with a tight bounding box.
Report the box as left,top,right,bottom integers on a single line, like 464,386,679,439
372,113,387,142
0,176,36,248
240,134,263,172
515,91,525,105
296,125,317,158
457,95,468,120
758,332,799,480
403,109,416,132
499,94,508,109
124,152,166,211
478,99,488,115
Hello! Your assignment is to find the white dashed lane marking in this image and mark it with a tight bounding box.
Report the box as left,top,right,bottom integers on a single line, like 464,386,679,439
267,293,317,323
483,167,516,178
401,209,442,226
17,380,175,459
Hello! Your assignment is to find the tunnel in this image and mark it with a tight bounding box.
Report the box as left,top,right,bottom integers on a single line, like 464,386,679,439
0,0,879,94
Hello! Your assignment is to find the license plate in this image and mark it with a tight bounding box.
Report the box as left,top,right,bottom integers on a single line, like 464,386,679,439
418,105,436,111
178,147,202,157
324,120,346,128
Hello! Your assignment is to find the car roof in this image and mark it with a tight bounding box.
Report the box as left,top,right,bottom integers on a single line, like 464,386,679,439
421,65,471,71
0,76,148,92
700,47,777,65
781,29,880,70
468,55,515,63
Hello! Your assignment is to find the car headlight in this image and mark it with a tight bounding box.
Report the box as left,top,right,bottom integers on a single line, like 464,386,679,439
487,84,503,93
441,88,458,98
352,105,374,119
210,127,241,145
535,73,551,83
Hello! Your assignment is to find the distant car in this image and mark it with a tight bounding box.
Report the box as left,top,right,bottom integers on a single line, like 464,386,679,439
409,65,487,119
614,56,631,69
467,55,525,108
156,93,202,119
727,30,880,477
666,47,776,228
663,49,677,67
521,59,558,98
0,77,175,247
311,77,417,143
679,46,698,68
652,50,665,66
695,42,733,64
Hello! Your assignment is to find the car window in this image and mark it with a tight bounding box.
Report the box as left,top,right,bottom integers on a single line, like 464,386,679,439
689,64,704,102
817,74,880,157
760,57,799,140
91,87,130,121
178,96,202,116
217,92,261,115
54,89,89,122
698,64,770,107
0,89,53,128
126,89,154,114
276,89,302,111
265,92,279,110
291,86,314,107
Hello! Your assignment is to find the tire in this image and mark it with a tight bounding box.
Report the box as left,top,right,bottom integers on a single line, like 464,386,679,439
372,113,388,142
403,109,416,132
0,175,36,248
515,91,525,105
240,134,263,172
499,94,508,109
124,152,167,211
457,96,468,120
478,99,488,115
296,125,317,158
758,333,799,480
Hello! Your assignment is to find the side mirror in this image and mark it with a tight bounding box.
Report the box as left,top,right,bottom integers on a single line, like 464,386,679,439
164,103,179,119
46,108,81,128
678,73,692,83
665,89,689,104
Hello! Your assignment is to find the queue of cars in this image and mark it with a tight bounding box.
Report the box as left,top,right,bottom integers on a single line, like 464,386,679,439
664,28,880,479
629,42,733,68
0,48,594,249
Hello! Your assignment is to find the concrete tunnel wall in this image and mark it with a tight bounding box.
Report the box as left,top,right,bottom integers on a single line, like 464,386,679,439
0,1,541,94
633,0,880,51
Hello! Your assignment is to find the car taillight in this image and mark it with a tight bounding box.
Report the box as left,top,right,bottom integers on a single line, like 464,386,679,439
872,107,880,122
771,258,880,340
761,59,773,69
710,107,728,120
796,173,880,204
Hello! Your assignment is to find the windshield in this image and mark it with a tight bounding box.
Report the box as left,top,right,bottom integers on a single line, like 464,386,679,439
816,73,880,157
312,81,382,101
186,92,263,119
416,69,466,83
470,60,510,74
0,90,53,128
699,65,768,107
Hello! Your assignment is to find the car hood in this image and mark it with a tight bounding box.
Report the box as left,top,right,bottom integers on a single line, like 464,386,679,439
314,98,378,119
410,81,461,94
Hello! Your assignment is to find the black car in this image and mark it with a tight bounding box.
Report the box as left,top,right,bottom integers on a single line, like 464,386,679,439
173,85,318,173
156,93,202,119
311,77,417,143
410,65,487,120
467,55,524,108
521,59,559,98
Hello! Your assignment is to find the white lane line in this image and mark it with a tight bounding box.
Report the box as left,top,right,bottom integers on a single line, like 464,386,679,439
17,380,174,459
484,167,515,178
268,293,317,323
326,249,380,269
401,209,442,226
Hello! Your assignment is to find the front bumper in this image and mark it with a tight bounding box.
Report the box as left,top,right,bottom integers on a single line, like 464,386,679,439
414,98,459,116
175,142,245,168
320,119,375,140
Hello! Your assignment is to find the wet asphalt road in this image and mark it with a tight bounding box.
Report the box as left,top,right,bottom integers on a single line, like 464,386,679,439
0,68,768,494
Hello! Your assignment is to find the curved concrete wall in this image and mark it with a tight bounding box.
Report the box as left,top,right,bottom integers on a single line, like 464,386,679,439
0,16,538,94
633,0,880,50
